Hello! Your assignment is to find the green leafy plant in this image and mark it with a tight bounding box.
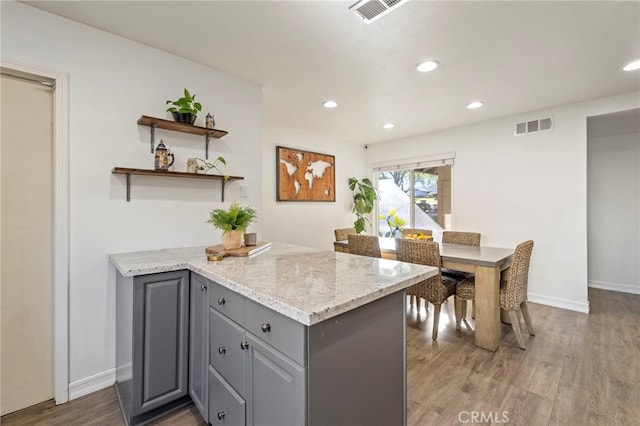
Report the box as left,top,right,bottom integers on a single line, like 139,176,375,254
207,201,257,233
165,88,202,115
195,156,228,181
379,208,406,238
348,177,379,234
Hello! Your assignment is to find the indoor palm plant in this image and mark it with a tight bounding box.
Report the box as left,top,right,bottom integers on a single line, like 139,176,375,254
207,201,257,249
166,88,202,124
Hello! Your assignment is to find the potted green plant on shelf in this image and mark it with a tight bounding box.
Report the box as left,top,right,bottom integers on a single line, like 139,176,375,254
348,177,379,234
207,201,257,250
166,88,202,124
187,156,229,181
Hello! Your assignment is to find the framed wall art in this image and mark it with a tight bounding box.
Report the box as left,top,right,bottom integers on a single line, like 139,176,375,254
276,146,335,202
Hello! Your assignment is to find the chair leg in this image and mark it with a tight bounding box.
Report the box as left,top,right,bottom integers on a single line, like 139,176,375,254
471,301,475,319
417,297,422,311
409,295,414,306
432,304,442,340
507,310,526,350
520,302,535,336
454,297,461,330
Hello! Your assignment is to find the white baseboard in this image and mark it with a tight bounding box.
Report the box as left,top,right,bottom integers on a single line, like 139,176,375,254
588,280,640,295
527,292,590,313
68,368,115,401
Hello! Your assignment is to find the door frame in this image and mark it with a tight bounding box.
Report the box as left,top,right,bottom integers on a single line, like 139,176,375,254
1,59,70,404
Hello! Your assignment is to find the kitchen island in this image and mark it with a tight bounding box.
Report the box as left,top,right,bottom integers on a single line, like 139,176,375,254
109,242,437,426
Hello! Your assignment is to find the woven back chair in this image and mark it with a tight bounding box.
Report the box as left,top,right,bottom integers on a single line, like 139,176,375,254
401,228,433,238
442,231,481,322
347,234,381,258
442,231,481,246
395,239,468,340
456,240,535,349
334,227,356,241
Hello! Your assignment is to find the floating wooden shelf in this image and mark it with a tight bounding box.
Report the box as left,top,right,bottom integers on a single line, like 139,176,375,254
112,167,243,202
137,115,228,159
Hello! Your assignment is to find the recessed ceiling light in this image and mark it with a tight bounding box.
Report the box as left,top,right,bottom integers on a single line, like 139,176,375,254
383,123,394,129
623,59,640,71
416,60,439,73
466,101,484,109
322,100,338,109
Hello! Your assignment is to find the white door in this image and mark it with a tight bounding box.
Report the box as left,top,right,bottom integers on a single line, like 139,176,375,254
1,73,54,415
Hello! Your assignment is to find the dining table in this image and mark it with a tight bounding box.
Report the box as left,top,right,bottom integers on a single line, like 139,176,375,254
334,237,514,351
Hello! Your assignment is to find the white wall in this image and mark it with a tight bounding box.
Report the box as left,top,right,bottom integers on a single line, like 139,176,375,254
367,92,640,312
2,2,262,392
587,130,640,294
261,123,368,250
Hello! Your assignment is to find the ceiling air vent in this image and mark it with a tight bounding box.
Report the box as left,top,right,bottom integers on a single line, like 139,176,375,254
349,0,410,24
514,116,554,136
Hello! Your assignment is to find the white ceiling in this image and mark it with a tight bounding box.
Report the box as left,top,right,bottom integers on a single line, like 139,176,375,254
22,0,640,145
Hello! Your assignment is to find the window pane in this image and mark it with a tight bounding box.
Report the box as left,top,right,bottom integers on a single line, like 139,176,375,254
376,171,410,238
414,168,439,226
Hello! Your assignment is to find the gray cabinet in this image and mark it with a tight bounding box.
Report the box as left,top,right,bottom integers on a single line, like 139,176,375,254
116,269,191,425
209,365,246,426
245,333,305,426
189,273,209,419
201,274,307,426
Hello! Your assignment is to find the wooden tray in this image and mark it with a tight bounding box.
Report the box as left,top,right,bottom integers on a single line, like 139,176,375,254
205,241,271,257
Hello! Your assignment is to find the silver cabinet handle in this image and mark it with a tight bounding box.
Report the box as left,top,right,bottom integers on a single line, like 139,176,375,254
261,323,271,333
218,297,225,306
217,411,226,420
240,341,249,350
201,284,207,291
218,346,227,354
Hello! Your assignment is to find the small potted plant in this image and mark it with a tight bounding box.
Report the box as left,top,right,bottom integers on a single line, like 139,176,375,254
166,88,202,124
207,201,257,250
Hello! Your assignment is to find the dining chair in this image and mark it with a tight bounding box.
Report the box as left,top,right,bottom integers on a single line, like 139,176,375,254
442,231,481,246
347,234,381,258
442,231,481,319
401,228,433,306
401,228,433,237
334,227,356,241
395,239,470,340
456,240,535,349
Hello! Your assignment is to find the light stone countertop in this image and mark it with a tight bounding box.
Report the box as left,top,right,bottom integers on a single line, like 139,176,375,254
109,242,437,326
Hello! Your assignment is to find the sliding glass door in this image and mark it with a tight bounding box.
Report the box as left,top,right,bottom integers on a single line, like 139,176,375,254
375,165,451,240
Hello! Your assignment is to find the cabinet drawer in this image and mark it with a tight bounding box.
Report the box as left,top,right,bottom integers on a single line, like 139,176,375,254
209,309,246,396
245,299,305,365
208,280,245,326
209,366,246,426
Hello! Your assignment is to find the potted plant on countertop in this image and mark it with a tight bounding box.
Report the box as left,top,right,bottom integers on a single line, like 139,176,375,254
348,177,379,234
166,88,202,124
207,201,257,250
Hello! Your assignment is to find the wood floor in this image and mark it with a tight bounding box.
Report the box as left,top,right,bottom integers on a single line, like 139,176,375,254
2,288,638,426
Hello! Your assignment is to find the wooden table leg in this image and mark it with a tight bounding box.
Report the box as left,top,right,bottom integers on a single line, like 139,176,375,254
474,265,500,351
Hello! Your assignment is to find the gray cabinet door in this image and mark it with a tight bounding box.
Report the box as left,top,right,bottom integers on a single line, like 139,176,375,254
189,273,208,419
209,366,246,426
209,308,246,396
132,270,189,416
245,333,305,426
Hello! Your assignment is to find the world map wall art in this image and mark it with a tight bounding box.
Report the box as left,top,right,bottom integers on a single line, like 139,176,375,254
276,146,335,202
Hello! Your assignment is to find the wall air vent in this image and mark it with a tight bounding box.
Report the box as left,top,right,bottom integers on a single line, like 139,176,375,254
514,116,554,136
349,0,410,24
